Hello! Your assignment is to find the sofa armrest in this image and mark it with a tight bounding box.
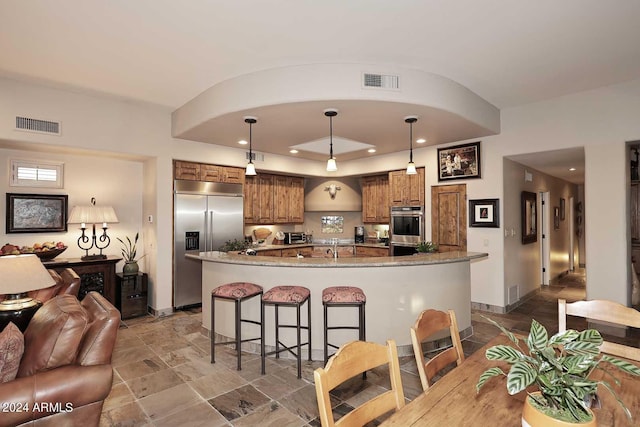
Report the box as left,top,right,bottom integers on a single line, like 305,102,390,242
0,364,113,427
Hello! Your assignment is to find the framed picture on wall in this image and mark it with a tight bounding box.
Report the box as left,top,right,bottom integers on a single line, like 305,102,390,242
6,193,68,233
560,198,566,220
469,198,499,228
437,141,482,181
521,191,537,244
554,206,560,230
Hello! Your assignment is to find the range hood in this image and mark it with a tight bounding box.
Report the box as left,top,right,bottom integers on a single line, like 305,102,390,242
304,177,362,212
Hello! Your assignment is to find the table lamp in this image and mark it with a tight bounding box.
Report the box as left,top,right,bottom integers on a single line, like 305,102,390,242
68,198,119,260
0,254,56,331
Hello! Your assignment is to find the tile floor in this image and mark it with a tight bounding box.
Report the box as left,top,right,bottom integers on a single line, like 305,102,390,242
101,271,601,426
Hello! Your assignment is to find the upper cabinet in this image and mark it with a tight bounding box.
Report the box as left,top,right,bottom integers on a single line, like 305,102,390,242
245,173,304,225
389,167,425,206
175,161,244,185
362,175,390,223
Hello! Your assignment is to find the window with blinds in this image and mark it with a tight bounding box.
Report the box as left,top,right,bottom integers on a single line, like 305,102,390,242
10,159,64,188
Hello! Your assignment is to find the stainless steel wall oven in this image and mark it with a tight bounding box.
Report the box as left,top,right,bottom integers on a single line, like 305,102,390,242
390,206,424,255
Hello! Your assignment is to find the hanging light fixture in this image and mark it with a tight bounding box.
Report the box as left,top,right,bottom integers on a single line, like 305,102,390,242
324,108,338,172
405,115,418,175
244,116,257,176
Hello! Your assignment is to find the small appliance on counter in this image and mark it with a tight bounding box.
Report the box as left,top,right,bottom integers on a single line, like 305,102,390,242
354,226,365,243
284,232,306,244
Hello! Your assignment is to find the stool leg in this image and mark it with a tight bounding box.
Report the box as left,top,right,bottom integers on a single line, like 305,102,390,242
296,302,302,379
360,302,367,380
307,296,312,361
261,301,266,375
211,295,216,364
275,305,280,359
323,303,328,364
235,298,241,370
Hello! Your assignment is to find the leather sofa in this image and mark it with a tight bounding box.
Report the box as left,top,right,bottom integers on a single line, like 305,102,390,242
0,291,120,426
0,268,80,303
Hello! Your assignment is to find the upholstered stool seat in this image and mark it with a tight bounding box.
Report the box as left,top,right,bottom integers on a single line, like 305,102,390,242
261,285,311,379
322,286,366,364
211,282,263,370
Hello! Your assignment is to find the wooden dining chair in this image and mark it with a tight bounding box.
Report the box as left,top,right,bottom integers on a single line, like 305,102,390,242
410,309,465,391
558,298,640,361
313,340,405,427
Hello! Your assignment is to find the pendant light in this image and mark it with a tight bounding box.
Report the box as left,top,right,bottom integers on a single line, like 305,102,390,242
405,115,418,175
244,116,257,176
324,108,338,172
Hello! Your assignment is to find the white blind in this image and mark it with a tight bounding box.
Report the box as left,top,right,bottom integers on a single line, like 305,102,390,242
10,159,64,188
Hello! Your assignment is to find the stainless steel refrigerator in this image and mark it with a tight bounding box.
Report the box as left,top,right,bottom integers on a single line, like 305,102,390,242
173,180,244,308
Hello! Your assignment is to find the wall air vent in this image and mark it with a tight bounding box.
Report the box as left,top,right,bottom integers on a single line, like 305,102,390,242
15,116,61,135
362,73,400,90
246,151,265,162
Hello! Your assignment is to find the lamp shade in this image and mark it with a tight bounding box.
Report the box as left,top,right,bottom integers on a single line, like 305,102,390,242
68,205,119,224
0,255,55,294
326,158,337,172
406,162,417,175
245,162,256,176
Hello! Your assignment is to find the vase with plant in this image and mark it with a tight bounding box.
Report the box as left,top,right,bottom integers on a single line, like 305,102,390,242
117,232,144,276
416,241,438,253
476,317,640,426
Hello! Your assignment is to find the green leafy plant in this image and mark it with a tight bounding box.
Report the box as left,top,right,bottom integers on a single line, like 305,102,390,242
117,232,143,262
476,317,640,423
218,239,250,252
416,241,438,253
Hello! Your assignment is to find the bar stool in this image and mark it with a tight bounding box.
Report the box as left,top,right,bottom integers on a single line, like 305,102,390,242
261,285,311,379
322,286,366,364
211,282,263,371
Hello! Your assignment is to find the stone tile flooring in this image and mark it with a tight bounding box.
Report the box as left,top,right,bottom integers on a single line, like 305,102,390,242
101,271,607,426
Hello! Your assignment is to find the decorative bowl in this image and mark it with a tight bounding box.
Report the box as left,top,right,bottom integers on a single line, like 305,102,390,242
32,247,67,260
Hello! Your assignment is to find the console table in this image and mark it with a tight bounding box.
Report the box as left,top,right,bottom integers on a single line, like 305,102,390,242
44,256,121,306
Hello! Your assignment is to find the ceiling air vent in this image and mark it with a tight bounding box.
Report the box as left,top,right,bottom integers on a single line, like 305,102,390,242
15,116,61,135
362,73,400,90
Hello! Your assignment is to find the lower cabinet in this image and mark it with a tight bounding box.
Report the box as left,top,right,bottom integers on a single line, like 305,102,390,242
116,272,148,319
355,246,390,257
45,256,120,306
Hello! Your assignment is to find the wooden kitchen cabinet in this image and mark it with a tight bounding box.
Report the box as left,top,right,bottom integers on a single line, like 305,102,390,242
274,176,304,223
389,167,425,206
174,161,244,184
362,175,390,223
355,246,390,257
281,246,312,257
245,173,304,225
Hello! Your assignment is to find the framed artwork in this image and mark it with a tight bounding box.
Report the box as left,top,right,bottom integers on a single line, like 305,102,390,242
321,215,344,233
6,193,68,233
554,206,560,230
469,199,499,228
437,141,481,181
560,198,566,220
521,191,537,244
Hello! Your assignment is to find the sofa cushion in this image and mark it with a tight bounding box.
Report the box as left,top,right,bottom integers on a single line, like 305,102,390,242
0,322,24,383
17,295,89,378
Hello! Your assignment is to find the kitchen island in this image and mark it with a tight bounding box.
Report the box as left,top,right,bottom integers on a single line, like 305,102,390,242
188,250,487,359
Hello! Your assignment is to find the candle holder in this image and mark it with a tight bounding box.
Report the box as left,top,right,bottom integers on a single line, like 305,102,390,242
67,198,119,261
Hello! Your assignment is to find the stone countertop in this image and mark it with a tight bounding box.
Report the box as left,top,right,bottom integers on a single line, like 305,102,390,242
252,242,389,250
187,250,488,268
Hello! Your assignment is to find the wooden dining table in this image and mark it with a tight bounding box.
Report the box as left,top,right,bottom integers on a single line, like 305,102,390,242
381,334,640,426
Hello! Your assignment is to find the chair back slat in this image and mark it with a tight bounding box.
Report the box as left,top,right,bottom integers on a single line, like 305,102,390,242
411,309,465,391
558,299,640,362
314,340,405,427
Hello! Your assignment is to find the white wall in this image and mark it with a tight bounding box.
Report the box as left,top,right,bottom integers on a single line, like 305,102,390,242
3,75,640,313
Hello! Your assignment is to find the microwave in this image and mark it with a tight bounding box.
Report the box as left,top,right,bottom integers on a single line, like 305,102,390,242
284,232,306,245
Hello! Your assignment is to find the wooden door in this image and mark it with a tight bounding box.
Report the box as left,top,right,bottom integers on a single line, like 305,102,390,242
288,177,305,223
174,161,200,180
273,175,290,223
431,184,467,252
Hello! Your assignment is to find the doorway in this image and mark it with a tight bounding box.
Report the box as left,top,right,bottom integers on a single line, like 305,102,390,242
540,191,550,286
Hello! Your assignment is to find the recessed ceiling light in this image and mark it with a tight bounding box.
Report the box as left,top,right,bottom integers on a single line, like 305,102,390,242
368,148,376,153
238,139,248,145
569,167,576,171
416,138,426,144
289,149,299,154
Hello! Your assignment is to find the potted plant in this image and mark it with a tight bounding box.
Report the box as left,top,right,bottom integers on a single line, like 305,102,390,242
476,317,640,426
416,241,438,253
117,232,144,275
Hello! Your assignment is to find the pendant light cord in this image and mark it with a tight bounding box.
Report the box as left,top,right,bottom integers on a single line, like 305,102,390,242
409,120,413,163
249,121,253,163
329,115,334,159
